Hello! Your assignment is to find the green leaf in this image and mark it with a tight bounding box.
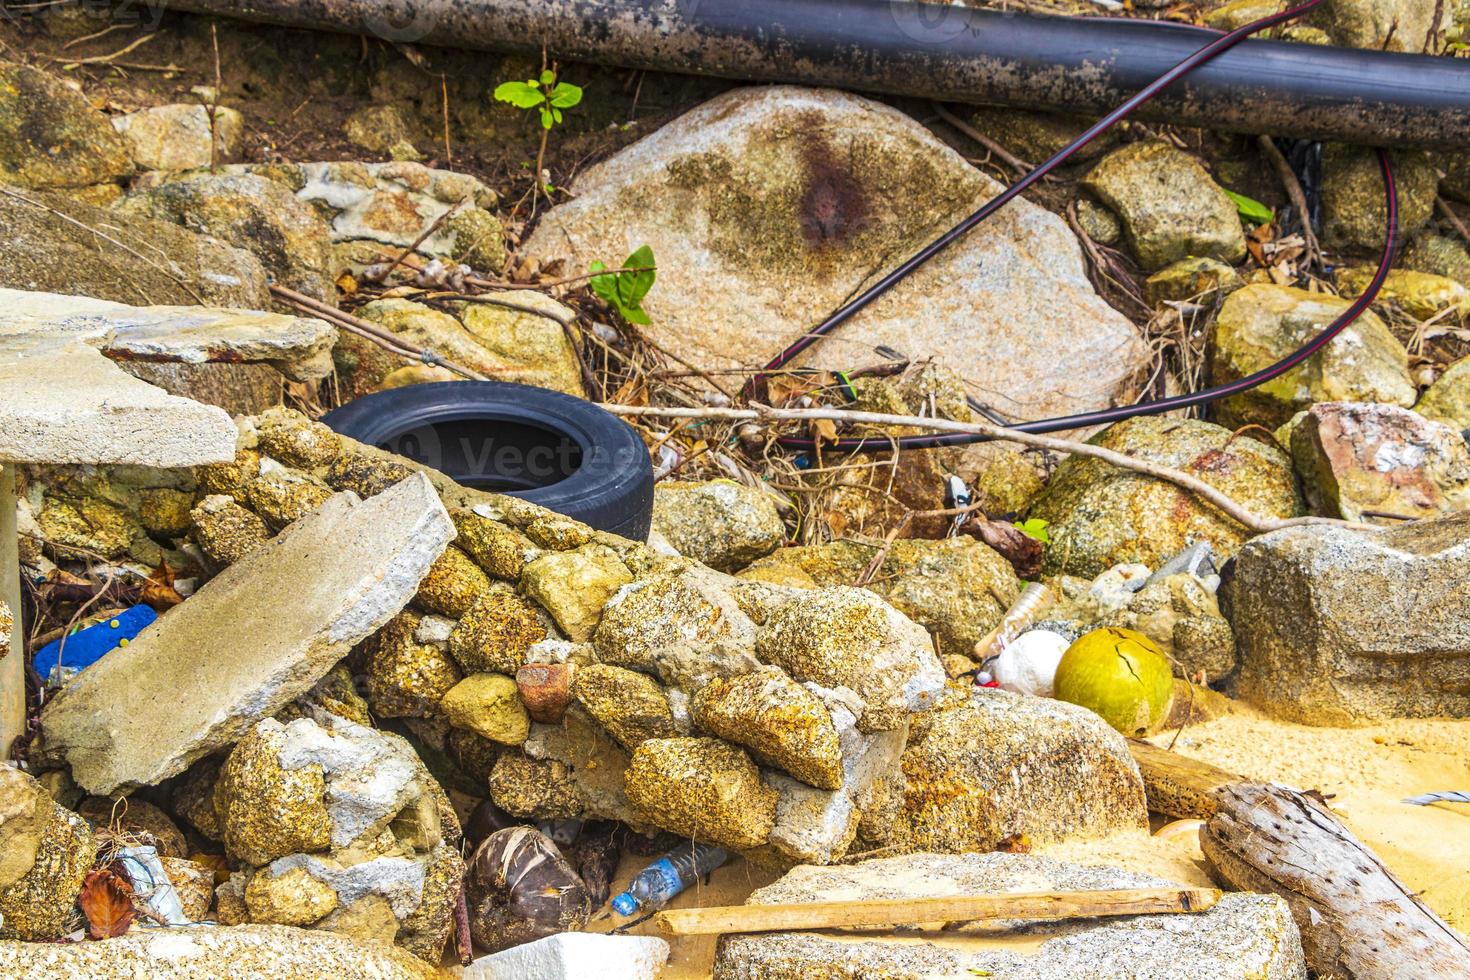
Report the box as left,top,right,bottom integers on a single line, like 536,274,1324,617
1013,518,1050,543
494,80,545,109
539,69,556,86
1223,188,1273,225
538,105,555,129
588,245,657,325
548,82,583,108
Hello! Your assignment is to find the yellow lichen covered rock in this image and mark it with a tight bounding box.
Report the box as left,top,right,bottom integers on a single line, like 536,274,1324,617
521,543,632,641
413,545,491,618
244,865,338,927
692,666,843,790
441,673,530,746
1028,415,1303,578
625,737,778,850
756,586,945,732
1207,283,1415,429
447,587,547,674
364,611,462,719
572,663,677,752
0,767,96,940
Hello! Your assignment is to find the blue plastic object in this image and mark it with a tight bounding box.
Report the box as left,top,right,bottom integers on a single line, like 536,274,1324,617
610,842,729,916
35,604,156,686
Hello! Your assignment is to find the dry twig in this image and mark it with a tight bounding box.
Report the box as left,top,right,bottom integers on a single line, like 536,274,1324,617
605,404,1378,536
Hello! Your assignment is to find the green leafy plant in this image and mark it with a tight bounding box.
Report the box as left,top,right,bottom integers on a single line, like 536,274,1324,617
1012,517,1051,543
589,245,657,325
495,66,583,210
1223,188,1274,226
493,69,583,129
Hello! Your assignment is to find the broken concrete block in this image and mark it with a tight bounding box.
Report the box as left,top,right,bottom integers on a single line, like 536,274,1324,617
38,472,453,794
465,932,670,980
0,924,439,979
0,287,336,382
714,853,1304,979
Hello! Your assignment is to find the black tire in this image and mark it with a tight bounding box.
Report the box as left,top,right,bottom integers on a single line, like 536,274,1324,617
321,382,654,541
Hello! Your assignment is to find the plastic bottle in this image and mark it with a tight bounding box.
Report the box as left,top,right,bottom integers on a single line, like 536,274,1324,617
610,842,729,916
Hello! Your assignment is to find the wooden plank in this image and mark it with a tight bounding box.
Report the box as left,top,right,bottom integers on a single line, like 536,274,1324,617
653,886,1221,937
1202,781,1470,979
1128,738,1242,819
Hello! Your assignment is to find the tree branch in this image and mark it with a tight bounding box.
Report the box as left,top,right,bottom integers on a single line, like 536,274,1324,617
604,403,1376,536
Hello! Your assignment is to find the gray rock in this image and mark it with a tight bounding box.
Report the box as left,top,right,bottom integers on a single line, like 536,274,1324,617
1105,573,1237,682
1028,415,1303,579
524,86,1148,425
186,161,502,270
117,173,338,301
860,689,1147,854
1207,283,1415,429
1287,402,1470,522
1415,356,1470,430
0,186,267,308
0,61,131,192
1320,146,1438,252
1082,141,1246,270
0,288,335,382
652,479,785,571
714,852,1305,979
38,472,453,793
1225,511,1470,724
112,104,243,172
0,924,438,979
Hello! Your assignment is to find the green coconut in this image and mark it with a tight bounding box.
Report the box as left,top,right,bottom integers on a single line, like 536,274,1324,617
1053,627,1175,736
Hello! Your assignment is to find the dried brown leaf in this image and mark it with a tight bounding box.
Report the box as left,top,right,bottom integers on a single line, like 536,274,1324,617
961,517,1044,580
79,868,135,939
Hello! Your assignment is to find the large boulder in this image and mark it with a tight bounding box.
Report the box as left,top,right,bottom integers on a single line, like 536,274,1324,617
714,852,1305,979
1207,283,1415,429
1286,402,1470,522
1224,511,1470,724
117,173,338,301
38,473,454,793
0,61,131,194
1081,141,1246,271
523,86,1148,423
1028,416,1303,578
859,689,1147,854
0,924,438,979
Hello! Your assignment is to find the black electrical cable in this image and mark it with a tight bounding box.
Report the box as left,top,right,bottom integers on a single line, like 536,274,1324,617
759,0,1400,453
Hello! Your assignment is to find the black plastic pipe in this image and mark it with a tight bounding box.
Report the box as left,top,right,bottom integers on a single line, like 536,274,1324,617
166,0,1470,148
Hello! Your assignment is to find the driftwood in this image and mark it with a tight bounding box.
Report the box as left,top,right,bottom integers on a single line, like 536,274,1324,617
1201,782,1470,979
652,887,1220,937
1127,739,1242,819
